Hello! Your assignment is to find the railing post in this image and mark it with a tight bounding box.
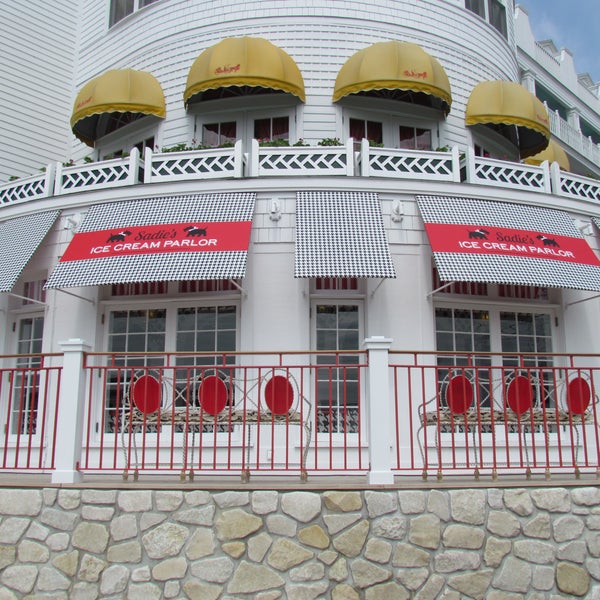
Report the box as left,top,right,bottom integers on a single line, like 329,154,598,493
249,139,260,177
346,137,355,176
464,146,477,184
127,147,141,185
360,138,370,177
233,139,243,178
451,146,461,182
143,147,154,183
364,336,394,485
540,160,552,194
51,339,91,484
54,161,63,196
43,163,56,197
549,161,562,196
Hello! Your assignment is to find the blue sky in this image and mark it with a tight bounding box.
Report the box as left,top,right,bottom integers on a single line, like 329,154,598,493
519,0,600,82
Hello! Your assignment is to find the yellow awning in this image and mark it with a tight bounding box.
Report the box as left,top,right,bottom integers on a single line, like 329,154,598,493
184,37,305,105
525,139,570,171
71,69,165,146
332,41,452,113
465,80,550,158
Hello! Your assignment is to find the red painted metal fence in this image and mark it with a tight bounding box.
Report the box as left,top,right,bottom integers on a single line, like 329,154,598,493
390,351,600,479
0,354,62,471
1,349,599,481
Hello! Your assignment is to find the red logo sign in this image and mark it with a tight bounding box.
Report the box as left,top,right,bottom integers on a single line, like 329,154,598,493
425,223,600,266
60,221,252,262
215,64,241,75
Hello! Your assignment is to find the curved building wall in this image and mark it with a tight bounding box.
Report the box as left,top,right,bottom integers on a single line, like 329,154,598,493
72,0,518,157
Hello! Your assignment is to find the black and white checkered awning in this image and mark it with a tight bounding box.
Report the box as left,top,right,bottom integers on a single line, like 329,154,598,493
295,192,396,278
46,193,255,288
417,195,600,291
0,210,60,293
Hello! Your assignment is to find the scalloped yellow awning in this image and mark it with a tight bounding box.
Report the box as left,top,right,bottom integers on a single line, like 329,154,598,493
71,69,165,147
332,41,452,113
525,139,570,171
184,37,305,105
466,80,550,158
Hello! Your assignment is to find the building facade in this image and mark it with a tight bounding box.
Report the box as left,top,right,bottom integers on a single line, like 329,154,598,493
1,0,600,482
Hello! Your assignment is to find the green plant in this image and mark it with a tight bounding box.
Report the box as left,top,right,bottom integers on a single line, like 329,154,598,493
318,137,342,146
258,138,290,147
293,138,309,146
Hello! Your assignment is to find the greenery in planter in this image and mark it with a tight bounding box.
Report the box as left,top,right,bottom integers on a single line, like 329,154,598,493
318,137,342,146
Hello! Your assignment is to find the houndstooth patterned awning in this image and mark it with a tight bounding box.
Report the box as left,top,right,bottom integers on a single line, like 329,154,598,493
295,191,396,278
0,210,60,293
417,195,600,291
46,193,255,288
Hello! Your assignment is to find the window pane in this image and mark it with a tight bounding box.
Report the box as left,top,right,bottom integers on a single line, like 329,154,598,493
415,128,432,150
272,117,289,140
202,123,221,147
366,121,383,144
110,0,134,25
399,125,415,149
465,0,485,17
349,118,366,140
488,0,507,37
254,118,270,140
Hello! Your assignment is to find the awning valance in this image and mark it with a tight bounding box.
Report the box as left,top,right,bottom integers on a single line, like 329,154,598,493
525,139,570,171
45,194,255,289
71,69,166,146
184,37,305,105
0,210,60,293
465,81,550,158
332,41,452,114
295,192,396,279
417,195,600,292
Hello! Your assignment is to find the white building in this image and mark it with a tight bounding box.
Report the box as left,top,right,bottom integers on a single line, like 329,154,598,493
1,0,600,483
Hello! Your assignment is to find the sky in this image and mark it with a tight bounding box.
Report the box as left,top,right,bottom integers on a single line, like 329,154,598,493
519,0,600,82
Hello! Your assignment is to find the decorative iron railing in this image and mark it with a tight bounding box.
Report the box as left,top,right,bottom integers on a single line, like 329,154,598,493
1,347,599,483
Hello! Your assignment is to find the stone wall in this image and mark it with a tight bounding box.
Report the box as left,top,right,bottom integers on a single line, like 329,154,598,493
0,486,598,599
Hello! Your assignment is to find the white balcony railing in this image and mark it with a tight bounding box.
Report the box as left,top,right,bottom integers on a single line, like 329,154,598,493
2,139,600,210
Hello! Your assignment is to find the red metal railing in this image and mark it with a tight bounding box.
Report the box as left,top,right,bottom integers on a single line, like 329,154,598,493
391,351,600,479
80,351,368,479
0,354,62,471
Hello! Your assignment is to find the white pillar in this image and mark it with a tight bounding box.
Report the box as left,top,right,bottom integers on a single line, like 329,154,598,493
364,336,394,485
52,339,90,484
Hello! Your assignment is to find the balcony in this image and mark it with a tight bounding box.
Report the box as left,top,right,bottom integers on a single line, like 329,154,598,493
2,343,599,484
2,140,600,208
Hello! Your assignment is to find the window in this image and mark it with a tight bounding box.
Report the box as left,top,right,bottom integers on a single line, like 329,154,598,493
104,304,237,432
315,304,361,433
465,0,507,38
109,0,159,26
349,118,383,145
22,280,47,305
435,306,555,414
11,317,44,434
399,126,432,150
202,122,237,147
254,117,289,143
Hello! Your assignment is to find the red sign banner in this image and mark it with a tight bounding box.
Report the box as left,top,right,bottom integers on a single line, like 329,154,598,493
425,223,600,266
60,221,252,262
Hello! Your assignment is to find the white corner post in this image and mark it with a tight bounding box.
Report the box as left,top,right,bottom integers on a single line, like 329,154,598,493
52,339,91,484
364,336,394,485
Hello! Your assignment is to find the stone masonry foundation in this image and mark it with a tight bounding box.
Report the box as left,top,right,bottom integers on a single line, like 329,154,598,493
0,486,598,598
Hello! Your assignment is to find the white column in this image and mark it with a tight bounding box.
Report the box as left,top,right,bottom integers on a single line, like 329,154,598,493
51,339,90,484
364,336,394,485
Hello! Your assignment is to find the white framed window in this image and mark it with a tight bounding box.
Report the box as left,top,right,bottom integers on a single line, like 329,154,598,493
102,300,239,433
109,0,159,26
465,0,507,39
399,125,432,150
96,119,159,161
312,301,364,434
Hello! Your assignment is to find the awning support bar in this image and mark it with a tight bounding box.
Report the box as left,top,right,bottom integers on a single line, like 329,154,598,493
370,278,386,297
565,293,600,308
426,281,455,299
229,279,248,297
54,288,96,305
5,292,46,306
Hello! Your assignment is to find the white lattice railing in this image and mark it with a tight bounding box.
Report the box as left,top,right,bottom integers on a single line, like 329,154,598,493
250,139,355,177
360,140,460,181
144,141,244,182
0,166,54,205
55,148,142,195
551,162,600,202
464,147,551,193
